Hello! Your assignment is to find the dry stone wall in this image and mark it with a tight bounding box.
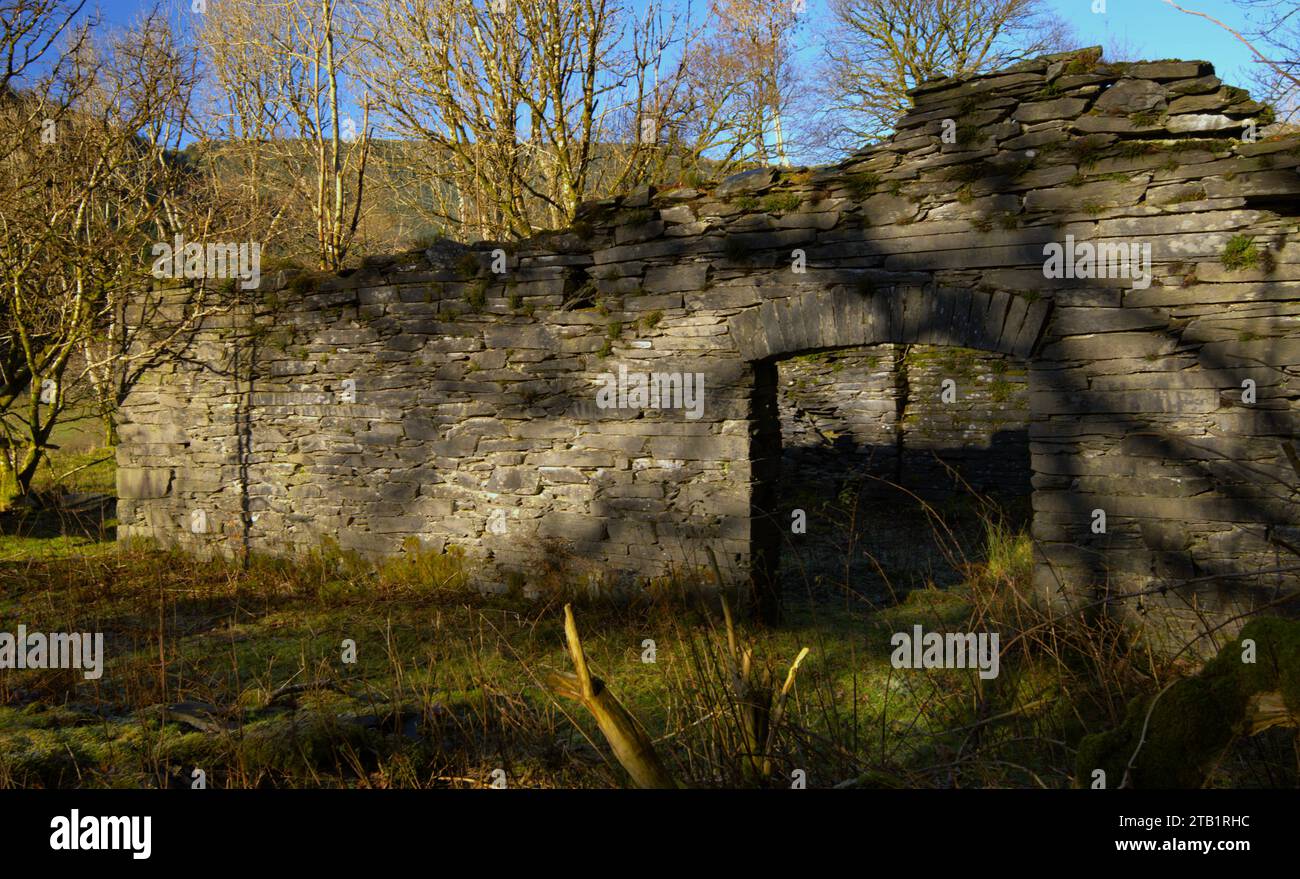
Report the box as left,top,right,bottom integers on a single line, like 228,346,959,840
119,47,1300,642
777,346,1031,497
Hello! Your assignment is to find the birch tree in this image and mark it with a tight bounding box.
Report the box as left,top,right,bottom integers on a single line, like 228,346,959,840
356,0,704,241
194,0,371,269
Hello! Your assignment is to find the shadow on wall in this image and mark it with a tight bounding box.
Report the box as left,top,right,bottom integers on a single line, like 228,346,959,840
117,49,1300,651
779,429,1033,501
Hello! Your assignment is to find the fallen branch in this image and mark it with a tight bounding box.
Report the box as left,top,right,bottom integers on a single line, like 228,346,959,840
547,604,677,789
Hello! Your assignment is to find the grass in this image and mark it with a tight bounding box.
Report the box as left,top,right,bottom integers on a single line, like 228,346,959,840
761,192,802,213
1220,234,1276,272
1116,141,1161,159
945,161,994,185
0,396,117,516
845,170,881,199
1066,137,1109,167
0,535,923,787
2,447,115,502
466,280,488,311
0,440,1294,789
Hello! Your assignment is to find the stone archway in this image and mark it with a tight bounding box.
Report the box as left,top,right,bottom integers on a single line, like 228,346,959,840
726,285,1053,361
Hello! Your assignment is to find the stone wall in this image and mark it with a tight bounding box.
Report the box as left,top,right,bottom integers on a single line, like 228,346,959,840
777,345,1031,497
119,47,1300,643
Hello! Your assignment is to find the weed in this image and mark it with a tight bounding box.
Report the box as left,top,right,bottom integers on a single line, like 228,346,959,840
466,280,488,311
1220,234,1275,272
845,170,881,199
762,192,802,213
455,250,482,279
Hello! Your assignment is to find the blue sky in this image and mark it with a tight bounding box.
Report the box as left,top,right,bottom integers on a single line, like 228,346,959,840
1043,0,1261,84
83,0,1268,89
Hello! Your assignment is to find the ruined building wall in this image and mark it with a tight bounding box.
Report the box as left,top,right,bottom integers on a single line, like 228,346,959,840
118,48,1300,643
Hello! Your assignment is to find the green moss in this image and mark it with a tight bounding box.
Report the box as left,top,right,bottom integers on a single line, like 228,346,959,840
1076,617,1300,789
639,310,664,331
1063,52,1100,75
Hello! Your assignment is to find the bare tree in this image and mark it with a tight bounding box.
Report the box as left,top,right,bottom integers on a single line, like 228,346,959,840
0,9,209,493
0,0,87,94
1164,0,1298,126
356,0,706,241
688,0,805,167
194,0,371,269
817,0,1071,151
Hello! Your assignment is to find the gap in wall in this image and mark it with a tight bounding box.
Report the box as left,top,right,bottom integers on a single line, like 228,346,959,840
770,343,1033,607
